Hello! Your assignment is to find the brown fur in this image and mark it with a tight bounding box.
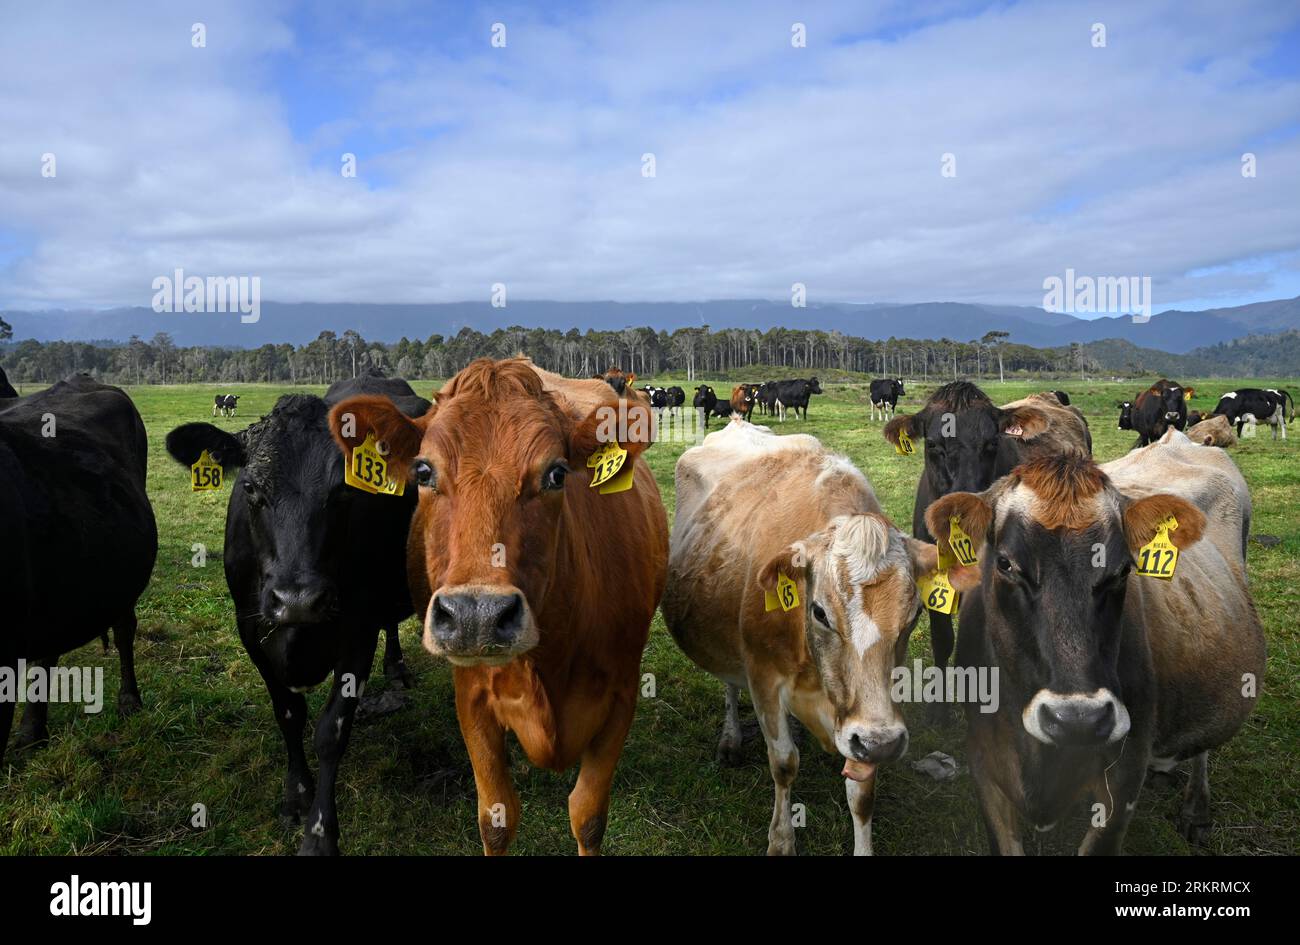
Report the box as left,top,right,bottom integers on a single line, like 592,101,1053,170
1187,413,1237,447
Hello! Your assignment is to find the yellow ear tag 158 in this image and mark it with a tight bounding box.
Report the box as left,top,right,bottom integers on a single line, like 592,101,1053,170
948,516,978,567
191,449,223,492
588,441,628,489
895,428,915,456
918,571,959,615
764,572,800,613
1136,515,1179,579
345,433,404,497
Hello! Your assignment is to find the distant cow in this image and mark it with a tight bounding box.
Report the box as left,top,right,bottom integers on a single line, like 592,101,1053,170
1,376,157,765
730,383,759,420
755,381,779,416
869,378,905,421
772,377,823,422
213,394,240,417
883,382,1091,717
665,385,686,416
643,385,670,416
928,439,1263,853
596,367,635,396
0,367,17,399
1210,388,1291,440
1187,413,1237,447
693,385,718,427
1128,379,1193,447
329,358,668,854
664,420,939,855
166,375,429,855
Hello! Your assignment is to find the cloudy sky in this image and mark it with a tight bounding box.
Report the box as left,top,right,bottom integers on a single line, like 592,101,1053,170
2,0,1298,315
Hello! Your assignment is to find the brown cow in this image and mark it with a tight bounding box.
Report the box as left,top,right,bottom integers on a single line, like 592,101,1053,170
729,383,758,421
595,366,636,396
1186,413,1237,448
329,358,668,854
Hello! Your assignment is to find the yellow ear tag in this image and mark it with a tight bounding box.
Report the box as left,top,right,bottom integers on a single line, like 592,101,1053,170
948,515,978,566
918,571,959,615
598,460,636,495
345,433,404,496
764,572,800,612
588,441,628,489
1136,515,1179,579
190,449,223,492
895,428,915,456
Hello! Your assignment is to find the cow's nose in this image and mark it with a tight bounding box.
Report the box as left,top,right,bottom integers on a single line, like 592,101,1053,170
848,729,908,764
1037,699,1115,746
431,591,525,652
269,586,333,624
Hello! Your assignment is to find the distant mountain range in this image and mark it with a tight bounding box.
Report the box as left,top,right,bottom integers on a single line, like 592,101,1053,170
5,296,1299,356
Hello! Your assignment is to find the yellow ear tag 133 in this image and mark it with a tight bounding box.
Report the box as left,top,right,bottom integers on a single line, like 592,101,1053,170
895,428,915,456
918,571,959,615
588,441,628,490
1136,515,1179,579
948,516,978,566
345,433,405,497
191,449,223,492
764,572,800,613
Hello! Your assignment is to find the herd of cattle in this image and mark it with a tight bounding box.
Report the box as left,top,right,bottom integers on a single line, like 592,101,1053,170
0,362,1285,856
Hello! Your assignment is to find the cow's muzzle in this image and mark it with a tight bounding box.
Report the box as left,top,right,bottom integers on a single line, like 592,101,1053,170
425,585,538,665
266,582,337,625
838,723,908,779
1022,689,1130,747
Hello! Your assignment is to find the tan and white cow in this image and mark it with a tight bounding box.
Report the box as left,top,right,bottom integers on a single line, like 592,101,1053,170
663,419,939,855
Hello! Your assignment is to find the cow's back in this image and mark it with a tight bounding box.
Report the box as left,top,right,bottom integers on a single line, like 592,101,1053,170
1000,393,1092,457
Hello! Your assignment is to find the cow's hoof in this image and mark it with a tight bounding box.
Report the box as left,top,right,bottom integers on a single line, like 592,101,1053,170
766,838,797,856
716,738,745,768
297,833,340,856
1178,815,1213,846
13,730,49,752
118,692,143,717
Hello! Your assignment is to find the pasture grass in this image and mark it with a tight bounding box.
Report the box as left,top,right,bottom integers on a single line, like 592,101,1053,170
1,375,1296,855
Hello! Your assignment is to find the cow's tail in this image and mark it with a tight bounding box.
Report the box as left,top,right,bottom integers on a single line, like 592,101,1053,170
1282,389,1295,422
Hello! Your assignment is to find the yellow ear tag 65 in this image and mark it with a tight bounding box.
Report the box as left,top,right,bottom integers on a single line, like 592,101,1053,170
918,571,959,615
895,428,915,456
764,572,800,613
1136,515,1179,579
948,516,978,566
191,449,223,492
588,441,628,489
345,433,404,497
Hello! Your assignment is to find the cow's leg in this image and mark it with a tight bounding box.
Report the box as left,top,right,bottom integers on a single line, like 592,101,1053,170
456,675,521,855
845,768,877,855
751,679,799,855
1177,750,1213,845
299,627,380,856
0,668,13,768
381,626,413,690
114,612,142,716
970,752,1024,855
716,682,744,766
244,639,314,827
14,659,51,750
568,691,637,856
927,610,955,725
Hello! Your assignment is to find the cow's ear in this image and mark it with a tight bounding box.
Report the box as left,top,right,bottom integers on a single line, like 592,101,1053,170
925,491,992,592
166,423,246,469
1123,495,1205,553
626,372,637,388
883,411,924,448
329,396,428,470
1000,404,1050,440
570,400,655,465
758,541,809,591
904,538,940,580
1183,387,1195,400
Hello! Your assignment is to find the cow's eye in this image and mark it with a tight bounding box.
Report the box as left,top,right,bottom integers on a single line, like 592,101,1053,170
242,480,265,507
413,459,436,489
811,602,831,627
996,554,1014,574
543,462,569,491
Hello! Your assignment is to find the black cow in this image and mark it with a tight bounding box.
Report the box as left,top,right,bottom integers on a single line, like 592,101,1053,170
1211,388,1292,440
1116,400,1134,431
772,377,823,421
165,376,429,855
693,385,718,428
665,385,686,415
1,375,157,764
1128,379,1192,447
869,378,905,421
0,367,17,399
755,381,778,416
213,394,240,417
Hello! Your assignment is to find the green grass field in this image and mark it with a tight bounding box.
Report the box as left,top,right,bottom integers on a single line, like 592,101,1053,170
2,375,1297,855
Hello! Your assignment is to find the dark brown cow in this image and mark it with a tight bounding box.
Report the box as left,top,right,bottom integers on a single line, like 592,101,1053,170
730,383,758,420
595,366,636,396
329,358,668,855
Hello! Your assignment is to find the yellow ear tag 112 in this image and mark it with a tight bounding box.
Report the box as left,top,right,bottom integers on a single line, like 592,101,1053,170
764,572,800,613
895,428,915,456
918,571,959,615
948,516,978,566
1136,515,1179,579
588,441,628,489
345,433,404,496
190,449,223,492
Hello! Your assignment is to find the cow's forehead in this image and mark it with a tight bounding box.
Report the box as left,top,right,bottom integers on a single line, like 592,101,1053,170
997,479,1119,534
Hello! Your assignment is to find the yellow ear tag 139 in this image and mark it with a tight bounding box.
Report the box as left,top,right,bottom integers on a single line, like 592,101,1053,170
588,441,628,490
764,572,800,613
918,571,959,615
895,428,915,456
948,516,978,566
191,449,223,492
345,433,405,497
1136,515,1178,579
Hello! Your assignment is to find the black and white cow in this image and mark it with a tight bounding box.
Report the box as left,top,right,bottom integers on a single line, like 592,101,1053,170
165,375,429,855
643,385,670,417
1211,388,1293,440
213,394,240,417
869,378,905,421
1,375,158,764
772,377,824,422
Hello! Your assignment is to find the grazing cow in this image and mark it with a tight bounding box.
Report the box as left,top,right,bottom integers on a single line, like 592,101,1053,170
663,420,939,855
1128,379,1193,447
1210,388,1291,440
869,378,905,421
772,377,823,421
165,376,429,855
693,384,719,428
1187,413,1237,448
0,367,17,398
212,393,240,417
595,367,635,396
1,375,157,765
730,383,759,420
328,358,668,855
883,382,1091,718
927,440,1263,853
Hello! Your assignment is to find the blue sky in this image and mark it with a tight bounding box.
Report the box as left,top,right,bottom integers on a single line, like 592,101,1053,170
1,0,1298,317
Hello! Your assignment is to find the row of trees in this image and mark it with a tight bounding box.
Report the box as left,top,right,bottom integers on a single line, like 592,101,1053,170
0,323,1100,387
